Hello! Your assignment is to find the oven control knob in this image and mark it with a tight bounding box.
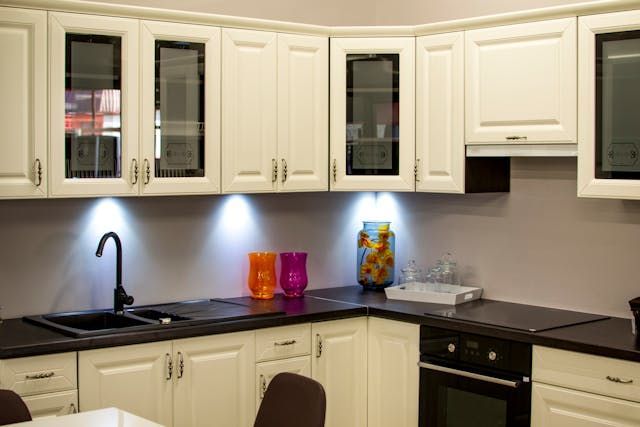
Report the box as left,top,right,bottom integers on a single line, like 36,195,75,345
447,343,456,353
488,351,497,361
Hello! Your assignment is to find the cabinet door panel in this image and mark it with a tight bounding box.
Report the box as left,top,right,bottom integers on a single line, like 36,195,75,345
222,29,277,193
367,318,419,427
23,390,78,419
49,12,139,197
466,18,576,144
140,20,220,195
277,34,328,192
312,317,367,427
79,342,172,426
255,355,311,412
416,32,464,193
532,383,640,426
0,7,47,198
174,331,255,427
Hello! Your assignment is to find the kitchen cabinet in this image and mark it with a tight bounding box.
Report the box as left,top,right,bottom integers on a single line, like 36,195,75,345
577,10,640,199
49,12,139,197
0,352,78,420
79,341,172,426
221,30,328,193
312,317,367,427
367,317,419,427
254,323,312,412
0,7,47,199
173,331,255,427
140,20,221,196
330,37,415,191
221,28,277,193
465,18,577,145
532,345,640,426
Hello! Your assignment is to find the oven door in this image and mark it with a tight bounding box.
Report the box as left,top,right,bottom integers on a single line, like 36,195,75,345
418,359,531,427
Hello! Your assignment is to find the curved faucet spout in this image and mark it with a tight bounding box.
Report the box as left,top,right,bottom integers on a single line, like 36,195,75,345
96,232,133,314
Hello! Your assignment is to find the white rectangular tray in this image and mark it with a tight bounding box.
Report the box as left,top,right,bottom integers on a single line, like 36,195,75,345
384,282,483,305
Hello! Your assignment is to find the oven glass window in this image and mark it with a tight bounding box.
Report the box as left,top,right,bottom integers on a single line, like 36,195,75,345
439,386,507,427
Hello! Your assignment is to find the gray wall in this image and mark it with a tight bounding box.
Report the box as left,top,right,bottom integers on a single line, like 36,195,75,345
1,0,638,320
2,159,639,319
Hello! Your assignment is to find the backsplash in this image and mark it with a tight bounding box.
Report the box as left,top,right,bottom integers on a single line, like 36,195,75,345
0,158,639,319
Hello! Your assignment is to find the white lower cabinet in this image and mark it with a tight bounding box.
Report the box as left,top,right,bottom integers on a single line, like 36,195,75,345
312,317,368,427
255,355,311,411
22,390,78,419
367,317,419,427
79,341,173,426
173,331,255,427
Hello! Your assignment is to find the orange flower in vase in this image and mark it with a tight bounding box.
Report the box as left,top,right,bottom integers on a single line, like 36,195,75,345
356,221,395,290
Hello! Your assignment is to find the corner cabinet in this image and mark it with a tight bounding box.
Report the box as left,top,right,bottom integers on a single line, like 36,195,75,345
0,7,47,199
465,18,577,145
140,21,221,196
367,318,419,427
49,12,140,197
330,37,415,191
312,317,368,427
578,10,640,199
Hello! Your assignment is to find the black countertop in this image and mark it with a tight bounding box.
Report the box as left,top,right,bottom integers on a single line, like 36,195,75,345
1,286,638,362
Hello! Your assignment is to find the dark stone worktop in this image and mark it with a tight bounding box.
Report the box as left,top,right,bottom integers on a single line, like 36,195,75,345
1,286,638,363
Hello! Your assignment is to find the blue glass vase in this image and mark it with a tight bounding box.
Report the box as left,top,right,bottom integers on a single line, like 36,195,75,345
357,221,395,290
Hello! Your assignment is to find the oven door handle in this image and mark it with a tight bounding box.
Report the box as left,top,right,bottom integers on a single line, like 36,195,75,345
418,361,521,389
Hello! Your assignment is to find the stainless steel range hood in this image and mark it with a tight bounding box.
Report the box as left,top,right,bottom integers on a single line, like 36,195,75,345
466,144,578,157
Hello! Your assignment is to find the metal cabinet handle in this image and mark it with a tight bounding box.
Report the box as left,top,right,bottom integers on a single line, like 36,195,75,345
274,339,297,347
316,334,323,358
69,403,77,414
34,159,42,187
259,374,267,400
271,158,278,183
332,159,337,183
606,375,633,384
143,159,150,185
25,371,54,380
281,159,288,183
418,361,521,388
177,352,184,379
414,159,420,183
131,159,139,185
166,353,173,380
505,136,528,141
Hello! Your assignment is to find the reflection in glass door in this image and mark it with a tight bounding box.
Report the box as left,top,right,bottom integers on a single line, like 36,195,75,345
65,34,122,179
154,40,205,178
346,54,400,176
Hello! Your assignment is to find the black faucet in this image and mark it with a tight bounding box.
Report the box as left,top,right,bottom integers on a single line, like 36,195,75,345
96,231,134,315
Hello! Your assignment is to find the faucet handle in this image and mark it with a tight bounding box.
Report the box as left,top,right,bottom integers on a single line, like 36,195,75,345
125,295,134,306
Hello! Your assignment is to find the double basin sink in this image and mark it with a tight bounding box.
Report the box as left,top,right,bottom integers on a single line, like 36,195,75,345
24,299,284,338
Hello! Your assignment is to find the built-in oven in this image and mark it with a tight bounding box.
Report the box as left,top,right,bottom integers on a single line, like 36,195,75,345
419,326,532,427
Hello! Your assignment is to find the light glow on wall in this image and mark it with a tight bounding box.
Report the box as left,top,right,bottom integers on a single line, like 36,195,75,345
86,197,131,240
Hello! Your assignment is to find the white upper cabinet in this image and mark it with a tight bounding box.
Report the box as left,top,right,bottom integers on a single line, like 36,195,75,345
0,8,47,199
140,21,221,196
578,10,640,199
277,33,328,192
330,37,415,191
221,28,277,193
416,32,465,193
465,18,577,144
49,12,139,197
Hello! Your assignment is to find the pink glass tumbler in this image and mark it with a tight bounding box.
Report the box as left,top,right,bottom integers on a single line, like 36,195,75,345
279,252,308,298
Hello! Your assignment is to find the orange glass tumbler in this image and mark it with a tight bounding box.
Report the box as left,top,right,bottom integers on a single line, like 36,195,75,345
248,252,277,299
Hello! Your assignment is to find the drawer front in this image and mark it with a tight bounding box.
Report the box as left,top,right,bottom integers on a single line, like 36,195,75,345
255,323,311,362
256,355,312,411
23,389,78,419
533,346,640,403
0,352,77,396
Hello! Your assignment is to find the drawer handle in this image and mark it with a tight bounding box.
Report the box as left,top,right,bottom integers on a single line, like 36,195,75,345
506,135,528,141
69,403,77,414
606,375,633,384
25,372,55,380
274,339,297,347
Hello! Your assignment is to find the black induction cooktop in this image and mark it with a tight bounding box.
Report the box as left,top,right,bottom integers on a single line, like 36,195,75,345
425,299,609,332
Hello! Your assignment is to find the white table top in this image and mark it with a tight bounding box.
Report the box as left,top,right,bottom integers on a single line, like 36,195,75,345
7,408,164,427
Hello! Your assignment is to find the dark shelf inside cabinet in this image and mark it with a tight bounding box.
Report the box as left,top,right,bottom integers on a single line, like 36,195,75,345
464,157,510,193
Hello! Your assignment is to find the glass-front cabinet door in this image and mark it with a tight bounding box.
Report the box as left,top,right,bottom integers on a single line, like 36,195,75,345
578,10,640,199
49,12,139,197
140,21,220,195
330,37,415,191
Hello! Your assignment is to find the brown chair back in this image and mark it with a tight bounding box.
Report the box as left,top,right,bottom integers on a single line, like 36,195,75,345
0,389,32,425
254,372,326,427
